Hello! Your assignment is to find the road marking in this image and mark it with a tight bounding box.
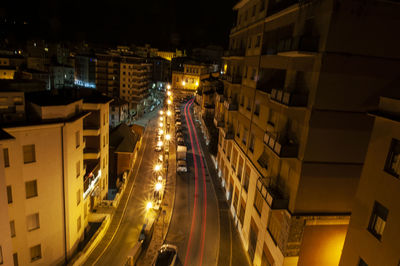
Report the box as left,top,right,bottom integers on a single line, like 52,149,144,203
91,119,152,266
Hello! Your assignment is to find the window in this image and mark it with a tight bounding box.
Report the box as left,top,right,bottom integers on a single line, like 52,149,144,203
0,246,2,265
254,189,263,215
25,180,38,199
77,216,81,232
77,189,81,206
239,200,246,226
7,186,12,204
254,103,260,116
252,5,256,16
260,0,265,11
384,138,400,177
237,157,243,180
268,109,277,126
10,220,15,237
103,135,106,147
244,66,248,78
75,131,80,148
267,211,281,244
255,35,261,47
368,201,388,240
84,202,88,218
249,134,255,153
13,253,18,266
3,148,9,167
243,165,250,191
251,68,257,81
248,37,252,49
103,113,106,126
27,213,40,231
240,95,244,106
358,258,368,266
30,244,41,262
76,161,80,177
243,128,248,145
23,144,36,164
246,97,251,111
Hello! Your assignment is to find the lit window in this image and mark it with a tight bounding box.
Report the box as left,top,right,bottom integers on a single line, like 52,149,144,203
25,180,38,199
30,244,41,262
23,144,36,164
368,201,388,240
27,213,40,231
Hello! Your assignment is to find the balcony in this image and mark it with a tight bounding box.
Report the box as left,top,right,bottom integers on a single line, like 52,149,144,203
224,98,238,111
223,49,245,57
83,147,101,160
225,75,242,84
221,124,234,140
83,161,101,199
83,125,101,136
277,36,319,57
264,133,298,158
257,177,288,210
216,94,224,103
270,89,308,107
214,116,224,128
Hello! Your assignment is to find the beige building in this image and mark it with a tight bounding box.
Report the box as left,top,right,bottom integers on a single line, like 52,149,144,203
215,0,400,265
340,96,400,266
0,92,88,265
172,63,209,91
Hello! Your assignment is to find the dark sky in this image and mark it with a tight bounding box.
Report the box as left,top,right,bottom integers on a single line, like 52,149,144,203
1,0,237,49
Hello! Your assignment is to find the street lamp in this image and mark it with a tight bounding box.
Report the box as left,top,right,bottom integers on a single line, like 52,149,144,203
158,175,163,182
167,84,171,90
154,164,162,172
160,110,164,115
157,141,163,147
146,201,153,211
155,182,163,191
165,134,171,141
160,122,164,127
167,91,172,96
167,110,171,117
167,99,172,105
159,117,164,121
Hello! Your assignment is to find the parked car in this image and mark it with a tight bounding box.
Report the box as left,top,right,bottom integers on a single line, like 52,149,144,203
177,160,187,173
152,244,178,266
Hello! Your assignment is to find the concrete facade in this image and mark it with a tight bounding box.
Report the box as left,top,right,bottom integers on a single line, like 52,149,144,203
215,0,400,265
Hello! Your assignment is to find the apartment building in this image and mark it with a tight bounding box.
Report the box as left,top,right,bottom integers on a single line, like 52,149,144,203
216,0,400,265
95,52,120,97
0,91,87,265
172,62,211,91
82,95,112,211
339,96,400,266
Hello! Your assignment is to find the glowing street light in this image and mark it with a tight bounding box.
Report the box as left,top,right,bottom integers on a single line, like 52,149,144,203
195,81,199,86
158,175,163,182
159,117,164,121
167,110,171,116
167,99,172,105
159,129,164,135
165,134,171,141
157,141,163,147
154,164,162,171
167,91,172,96
155,182,163,191
159,122,164,127
160,110,164,115
167,84,171,90
146,201,153,211
182,81,186,86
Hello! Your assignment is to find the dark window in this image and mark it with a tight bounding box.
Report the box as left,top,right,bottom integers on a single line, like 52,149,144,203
368,201,388,240
254,104,260,116
255,35,261,47
249,134,255,153
252,5,256,16
254,189,263,216
23,145,36,164
260,0,265,11
3,148,9,167
243,165,250,192
7,186,12,204
239,200,246,226
384,138,400,177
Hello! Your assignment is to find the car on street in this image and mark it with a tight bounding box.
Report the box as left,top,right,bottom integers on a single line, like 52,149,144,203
152,244,178,266
177,160,187,173
155,145,162,152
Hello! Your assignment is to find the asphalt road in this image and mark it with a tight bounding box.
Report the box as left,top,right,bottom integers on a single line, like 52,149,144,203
93,108,161,266
166,98,249,266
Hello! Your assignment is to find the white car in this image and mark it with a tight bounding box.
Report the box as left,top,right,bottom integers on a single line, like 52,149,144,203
177,160,187,172
152,244,178,266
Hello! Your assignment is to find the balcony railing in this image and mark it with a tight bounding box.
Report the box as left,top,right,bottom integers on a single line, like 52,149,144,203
224,98,238,111
277,36,319,55
83,124,101,136
270,89,308,107
214,116,224,128
83,147,101,160
264,132,298,158
226,75,242,84
257,177,288,210
221,125,234,139
223,49,245,57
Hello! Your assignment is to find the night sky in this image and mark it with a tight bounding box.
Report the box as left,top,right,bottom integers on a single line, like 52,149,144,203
1,0,237,49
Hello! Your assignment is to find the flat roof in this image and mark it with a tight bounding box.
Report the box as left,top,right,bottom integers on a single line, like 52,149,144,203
27,91,82,106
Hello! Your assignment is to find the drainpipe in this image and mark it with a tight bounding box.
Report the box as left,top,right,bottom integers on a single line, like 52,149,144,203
61,125,68,264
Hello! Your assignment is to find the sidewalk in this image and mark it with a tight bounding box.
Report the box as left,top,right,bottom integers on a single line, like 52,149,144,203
137,111,177,265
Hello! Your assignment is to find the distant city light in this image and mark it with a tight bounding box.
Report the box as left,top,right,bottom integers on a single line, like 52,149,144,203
74,79,96,88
